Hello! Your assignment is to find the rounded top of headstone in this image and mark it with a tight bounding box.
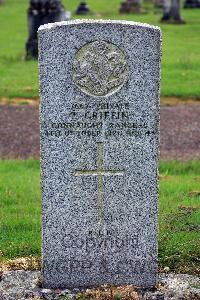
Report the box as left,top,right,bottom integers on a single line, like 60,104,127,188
38,19,161,33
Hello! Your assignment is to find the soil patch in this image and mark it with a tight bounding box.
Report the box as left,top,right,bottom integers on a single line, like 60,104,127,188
0,104,199,160
0,96,199,107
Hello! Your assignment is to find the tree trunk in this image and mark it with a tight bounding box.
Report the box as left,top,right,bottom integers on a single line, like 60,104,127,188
162,0,171,17
170,0,182,20
161,0,185,23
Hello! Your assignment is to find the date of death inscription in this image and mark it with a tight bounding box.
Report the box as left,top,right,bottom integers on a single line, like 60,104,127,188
43,102,156,139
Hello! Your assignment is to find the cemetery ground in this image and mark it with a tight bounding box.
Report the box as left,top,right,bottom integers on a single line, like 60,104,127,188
0,159,199,276
0,0,199,99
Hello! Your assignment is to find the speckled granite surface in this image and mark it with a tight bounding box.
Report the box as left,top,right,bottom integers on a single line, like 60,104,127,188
38,20,161,289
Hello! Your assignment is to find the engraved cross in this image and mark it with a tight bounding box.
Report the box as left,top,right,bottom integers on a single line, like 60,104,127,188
75,142,125,223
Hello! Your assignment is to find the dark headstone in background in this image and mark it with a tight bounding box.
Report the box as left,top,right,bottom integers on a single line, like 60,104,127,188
75,2,91,15
119,0,144,14
26,0,69,59
154,0,164,8
119,1,132,13
184,0,200,8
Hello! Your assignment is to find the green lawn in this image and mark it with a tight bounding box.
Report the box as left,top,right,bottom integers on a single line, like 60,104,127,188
0,160,199,274
0,0,199,98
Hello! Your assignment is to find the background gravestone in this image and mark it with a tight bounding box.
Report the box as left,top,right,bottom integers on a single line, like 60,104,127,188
26,0,68,59
38,20,161,289
75,1,91,15
119,0,143,13
184,0,200,8
155,0,164,8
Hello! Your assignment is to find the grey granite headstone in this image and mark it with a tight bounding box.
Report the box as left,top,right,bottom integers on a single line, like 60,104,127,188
38,20,161,289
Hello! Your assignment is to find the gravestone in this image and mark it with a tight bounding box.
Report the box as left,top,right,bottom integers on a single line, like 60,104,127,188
184,0,200,8
155,0,164,8
119,0,143,13
26,0,68,59
76,1,91,15
38,20,161,289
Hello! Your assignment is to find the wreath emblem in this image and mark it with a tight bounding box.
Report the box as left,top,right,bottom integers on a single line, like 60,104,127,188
72,41,128,97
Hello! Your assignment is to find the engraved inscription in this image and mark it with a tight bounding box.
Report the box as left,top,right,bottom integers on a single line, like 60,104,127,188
45,257,153,276
43,100,155,140
72,41,128,97
62,230,139,253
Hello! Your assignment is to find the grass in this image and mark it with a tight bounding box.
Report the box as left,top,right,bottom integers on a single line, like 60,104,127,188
0,160,41,259
159,161,200,274
0,0,200,98
0,159,199,274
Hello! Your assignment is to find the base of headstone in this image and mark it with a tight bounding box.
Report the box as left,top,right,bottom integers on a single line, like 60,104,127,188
76,2,91,15
1,270,200,299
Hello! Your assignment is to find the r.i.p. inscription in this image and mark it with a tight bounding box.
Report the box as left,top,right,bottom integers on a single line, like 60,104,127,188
39,20,161,289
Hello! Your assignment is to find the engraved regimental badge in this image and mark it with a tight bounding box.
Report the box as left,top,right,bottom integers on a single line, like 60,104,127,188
72,41,128,97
